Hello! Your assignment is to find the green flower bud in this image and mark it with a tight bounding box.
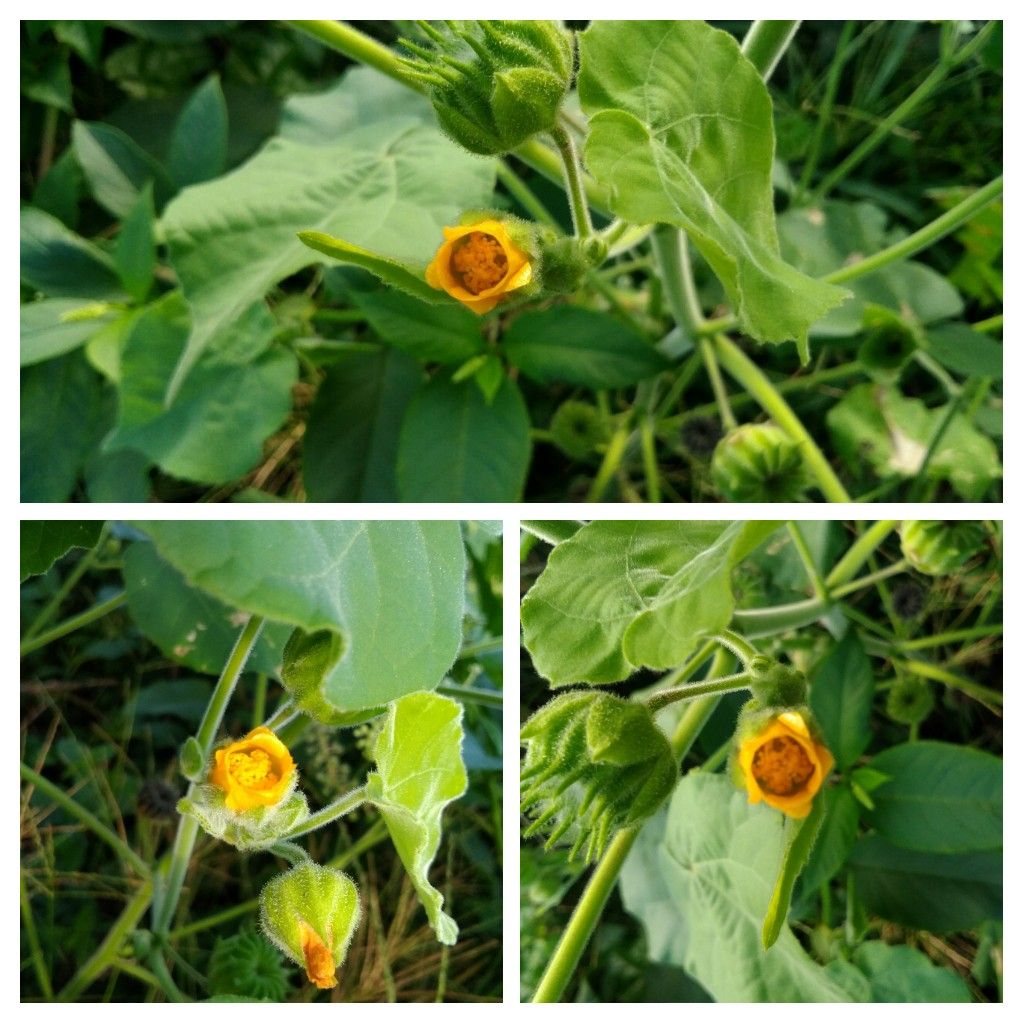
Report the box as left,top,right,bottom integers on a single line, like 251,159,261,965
857,306,919,382
711,423,812,502
259,863,361,990
747,656,809,708
899,520,987,576
177,786,310,852
520,691,677,864
401,21,574,155
885,676,935,725
207,926,293,1001
550,400,606,458
537,231,608,294
179,735,204,782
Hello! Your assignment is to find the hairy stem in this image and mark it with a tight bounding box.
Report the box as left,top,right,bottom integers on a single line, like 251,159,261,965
20,590,127,657
551,124,593,238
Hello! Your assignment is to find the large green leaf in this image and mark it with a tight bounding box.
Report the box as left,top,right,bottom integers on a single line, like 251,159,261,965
21,207,123,300
503,307,669,388
366,692,468,944
21,521,103,581
864,742,1002,853
303,350,424,502
130,521,466,715
160,82,494,396
396,375,531,501
827,383,1001,500
620,774,861,1001
578,21,848,355
521,520,779,686
122,540,291,677
104,293,297,485
849,836,1002,932
810,631,874,771
925,323,1003,380
847,942,971,1002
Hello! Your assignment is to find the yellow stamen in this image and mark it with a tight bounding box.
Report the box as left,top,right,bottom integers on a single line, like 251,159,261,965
450,232,508,294
752,735,815,797
228,748,279,789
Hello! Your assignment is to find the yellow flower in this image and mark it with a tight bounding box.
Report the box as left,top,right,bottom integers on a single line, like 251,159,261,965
425,219,532,314
737,711,834,818
299,921,337,989
210,726,295,813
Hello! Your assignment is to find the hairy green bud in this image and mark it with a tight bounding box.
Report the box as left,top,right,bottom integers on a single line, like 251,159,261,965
747,656,809,708
401,20,574,155
711,422,811,502
899,520,987,577
520,691,677,864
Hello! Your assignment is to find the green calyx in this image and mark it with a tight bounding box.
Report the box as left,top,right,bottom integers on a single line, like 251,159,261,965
537,231,608,293
207,926,294,1001
550,400,607,458
747,656,809,708
711,422,812,502
401,20,574,155
899,520,987,577
857,305,920,382
178,785,310,851
520,691,677,864
886,676,935,725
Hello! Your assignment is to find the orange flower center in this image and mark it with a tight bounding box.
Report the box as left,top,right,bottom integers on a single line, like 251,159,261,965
751,736,815,797
450,232,508,294
228,748,280,790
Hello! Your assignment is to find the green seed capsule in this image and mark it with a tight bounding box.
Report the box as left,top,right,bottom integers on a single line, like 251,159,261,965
899,520,987,576
550,400,606,458
711,423,811,502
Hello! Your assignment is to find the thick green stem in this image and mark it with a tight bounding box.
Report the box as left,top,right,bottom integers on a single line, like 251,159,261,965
290,20,426,90
152,616,265,936
813,22,996,200
437,682,503,710
902,624,1002,650
830,559,908,599
57,878,154,1001
741,20,800,79
496,159,560,229
21,762,149,878
531,651,732,1002
640,417,662,502
551,125,593,238
281,785,368,841
20,590,127,657
586,419,633,501
715,629,760,667
712,336,852,501
787,522,828,600
825,521,899,588
646,671,753,712
732,597,826,638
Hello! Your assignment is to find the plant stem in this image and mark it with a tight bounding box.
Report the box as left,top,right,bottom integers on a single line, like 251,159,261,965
972,313,1002,334
20,871,53,999
437,682,503,709
813,22,996,200
56,878,154,1001
519,520,584,546
741,20,800,80
21,762,149,878
829,559,908,599
457,635,504,659
732,597,826,638
252,673,267,729
263,698,298,732
901,624,1002,650
893,658,1003,709
646,671,753,712
551,125,593,238
651,225,705,336
639,417,662,502
787,522,828,600
531,651,731,1003
825,521,899,588
20,590,127,657
715,629,760,667
152,616,265,936
496,159,559,229
290,20,426,90
147,951,190,1002
280,785,368,840
586,419,633,501
712,335,851,501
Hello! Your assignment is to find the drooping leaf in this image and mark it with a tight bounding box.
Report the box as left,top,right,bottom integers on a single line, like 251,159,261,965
122,540,291,677
827,383,1001,500
304,349,424,502
578,21,848,356
503,307,670,388
104,292,298,485
21,521,104,581
849,836,1002,932
366,692,468,944
160,85,494,396
620,774,863,1001
864,742,1002,853
20,207,123,300
521,520,780,686
396,375,531,502
21,298,116,366
810,631,874,770
130,521,466,716
798,784,860,895
168,74,228,189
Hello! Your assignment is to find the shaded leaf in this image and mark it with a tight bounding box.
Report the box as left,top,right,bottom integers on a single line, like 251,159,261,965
168,74,228,189
810,631,874,770
21,207,122,300
21,521,103,581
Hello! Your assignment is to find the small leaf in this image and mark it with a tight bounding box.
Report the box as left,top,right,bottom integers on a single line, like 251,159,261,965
810,631,874,771
169,74,228,189
925,323,1003,380
21,206,122,300
115,182,156,302
366,692,468,944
